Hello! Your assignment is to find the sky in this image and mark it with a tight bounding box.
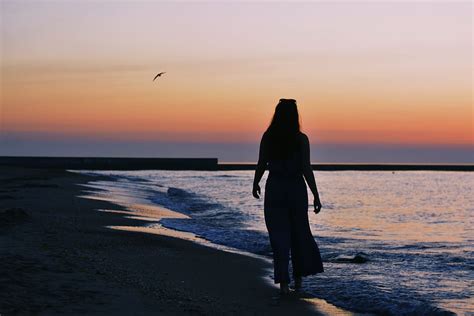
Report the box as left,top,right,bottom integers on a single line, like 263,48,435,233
1,0,472,162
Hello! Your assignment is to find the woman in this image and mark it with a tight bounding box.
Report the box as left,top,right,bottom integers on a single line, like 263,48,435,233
252,98,324,294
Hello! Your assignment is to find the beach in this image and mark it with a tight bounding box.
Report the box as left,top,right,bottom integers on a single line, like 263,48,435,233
0,167,352,315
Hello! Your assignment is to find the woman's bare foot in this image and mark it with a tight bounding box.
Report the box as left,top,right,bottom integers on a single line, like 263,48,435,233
280,282,290,294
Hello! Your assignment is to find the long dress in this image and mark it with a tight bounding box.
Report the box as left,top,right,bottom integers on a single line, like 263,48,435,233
263,140,324,284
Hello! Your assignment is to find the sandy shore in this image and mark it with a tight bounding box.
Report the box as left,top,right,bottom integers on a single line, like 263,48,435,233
0,167,353,315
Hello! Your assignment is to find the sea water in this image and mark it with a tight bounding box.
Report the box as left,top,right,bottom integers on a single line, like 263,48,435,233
79,170,473,315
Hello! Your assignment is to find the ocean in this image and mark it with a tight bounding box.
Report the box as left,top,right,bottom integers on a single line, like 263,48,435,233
79,170,473,315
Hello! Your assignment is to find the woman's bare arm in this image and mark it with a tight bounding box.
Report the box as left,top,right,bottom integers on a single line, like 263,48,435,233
252,134,268,198
301,134,321,211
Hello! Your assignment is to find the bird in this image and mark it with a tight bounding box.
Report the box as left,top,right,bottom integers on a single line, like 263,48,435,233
153,72,166,81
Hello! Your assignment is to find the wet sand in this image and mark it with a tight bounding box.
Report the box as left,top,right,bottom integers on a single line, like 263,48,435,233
0,167,354,315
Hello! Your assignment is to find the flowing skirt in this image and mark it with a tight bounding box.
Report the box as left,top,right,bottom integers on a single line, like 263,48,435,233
264,174,324,284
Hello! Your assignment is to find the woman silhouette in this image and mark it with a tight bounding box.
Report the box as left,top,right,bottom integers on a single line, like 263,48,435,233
252,98,324,294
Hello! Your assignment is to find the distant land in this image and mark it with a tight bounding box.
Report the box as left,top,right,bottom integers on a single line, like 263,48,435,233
0,157,473,171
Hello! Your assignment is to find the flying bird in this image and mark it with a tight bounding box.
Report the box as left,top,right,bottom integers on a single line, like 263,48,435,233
153,72,166,81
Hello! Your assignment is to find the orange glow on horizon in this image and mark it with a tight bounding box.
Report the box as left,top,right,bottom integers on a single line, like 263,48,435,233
1,2,472,148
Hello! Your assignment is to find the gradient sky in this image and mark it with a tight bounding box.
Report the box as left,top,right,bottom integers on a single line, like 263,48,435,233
1,1,472,162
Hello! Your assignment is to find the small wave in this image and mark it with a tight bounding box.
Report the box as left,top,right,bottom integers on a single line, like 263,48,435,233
406,304,456,316
108,174,154,184
322,203,336,210
389,242,463,251
391,244,432,250
164,187,224,215
329,253,370,264
167,187,194,198
159,218,272,255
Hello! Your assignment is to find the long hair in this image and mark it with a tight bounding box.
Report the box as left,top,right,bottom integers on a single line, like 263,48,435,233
265,98,301,160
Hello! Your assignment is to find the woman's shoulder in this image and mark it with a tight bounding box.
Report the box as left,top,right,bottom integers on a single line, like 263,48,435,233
262,130,270,140
298,132,309,143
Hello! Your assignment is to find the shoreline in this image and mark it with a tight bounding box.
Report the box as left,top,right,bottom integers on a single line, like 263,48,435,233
0,167,357,315
78,181,274,263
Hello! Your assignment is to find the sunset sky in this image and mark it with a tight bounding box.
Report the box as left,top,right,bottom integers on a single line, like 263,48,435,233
1,1,472,162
